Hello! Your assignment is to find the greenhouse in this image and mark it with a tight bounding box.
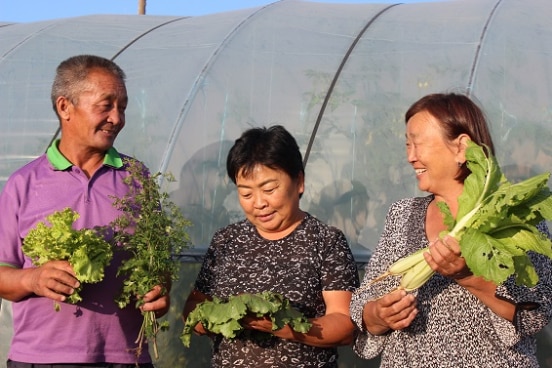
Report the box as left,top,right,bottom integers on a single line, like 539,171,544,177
1,0,551,366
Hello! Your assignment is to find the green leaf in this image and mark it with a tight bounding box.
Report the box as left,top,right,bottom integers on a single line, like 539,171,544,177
201,299,240,326
457,142,505,222
22,208,113,310
512,187,552,224
209,318,243,338
110,158,192,360
240,292,281,315
436,201,455,231
512,254,539,287
71,247,108,283
461,229,514,285
181,292,312,348
439,141,552,287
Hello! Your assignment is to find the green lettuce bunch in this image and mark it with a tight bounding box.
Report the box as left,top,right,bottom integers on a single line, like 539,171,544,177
22,208,112,310
181,291,312,347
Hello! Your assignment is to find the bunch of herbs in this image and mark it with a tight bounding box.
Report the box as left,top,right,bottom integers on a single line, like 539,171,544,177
111,158,191,360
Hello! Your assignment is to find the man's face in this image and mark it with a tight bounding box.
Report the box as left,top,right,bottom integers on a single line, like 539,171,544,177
63,68,128,153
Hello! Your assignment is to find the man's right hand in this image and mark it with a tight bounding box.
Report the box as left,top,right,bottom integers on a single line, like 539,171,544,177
21,260,80,302
0,261,80,302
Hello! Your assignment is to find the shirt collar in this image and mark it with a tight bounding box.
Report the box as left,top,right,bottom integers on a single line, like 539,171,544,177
46,139,123,170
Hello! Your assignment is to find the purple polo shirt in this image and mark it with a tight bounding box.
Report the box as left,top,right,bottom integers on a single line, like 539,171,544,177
0,141,151,364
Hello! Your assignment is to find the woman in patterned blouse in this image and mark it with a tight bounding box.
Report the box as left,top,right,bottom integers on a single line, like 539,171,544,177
349,93,552,367
183,125,359,367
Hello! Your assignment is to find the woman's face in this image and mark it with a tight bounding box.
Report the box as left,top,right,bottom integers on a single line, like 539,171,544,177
236,164,304,239
406,110,465,200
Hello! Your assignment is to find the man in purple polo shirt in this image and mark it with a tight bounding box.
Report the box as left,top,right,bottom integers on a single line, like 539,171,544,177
0,55,168,368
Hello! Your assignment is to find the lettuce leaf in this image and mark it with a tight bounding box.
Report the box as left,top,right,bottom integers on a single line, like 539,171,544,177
22,208,113,307
181,291,312,347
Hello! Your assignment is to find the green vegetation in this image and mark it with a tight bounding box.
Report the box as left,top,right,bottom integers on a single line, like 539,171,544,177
371,141,552,290
181,291,312,348
111,158,191,360
22,208,112,310
438,140,552,286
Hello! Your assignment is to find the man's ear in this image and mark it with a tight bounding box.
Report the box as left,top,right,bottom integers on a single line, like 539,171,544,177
56,96,72,120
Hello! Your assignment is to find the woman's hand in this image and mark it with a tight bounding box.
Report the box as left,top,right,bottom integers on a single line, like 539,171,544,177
241,313,275,332
243,291,356,348
182,289,212,336
425,235,516,321
362,288,417,335
425,235,472,280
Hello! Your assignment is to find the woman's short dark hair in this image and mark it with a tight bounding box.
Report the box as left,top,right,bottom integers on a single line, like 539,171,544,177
226,125,304,184
405,92,496,180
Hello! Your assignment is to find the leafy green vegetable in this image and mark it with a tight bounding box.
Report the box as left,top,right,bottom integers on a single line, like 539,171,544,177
437,141,552,286
22,208,113,310
181,291,312,348
110,158,191,360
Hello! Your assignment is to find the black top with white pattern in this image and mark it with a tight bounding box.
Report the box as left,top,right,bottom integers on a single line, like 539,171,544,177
195,213,360,368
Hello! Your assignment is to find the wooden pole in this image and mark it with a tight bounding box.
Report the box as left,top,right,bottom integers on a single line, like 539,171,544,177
138,0,146,15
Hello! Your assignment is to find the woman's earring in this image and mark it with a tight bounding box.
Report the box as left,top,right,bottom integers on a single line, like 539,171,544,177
457,161,463,167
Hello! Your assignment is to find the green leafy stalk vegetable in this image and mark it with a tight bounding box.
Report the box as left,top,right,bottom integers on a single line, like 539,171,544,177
437,140,552,286
110,158,191,360
181,291,312,348
22,208,113,311
368,141,552,291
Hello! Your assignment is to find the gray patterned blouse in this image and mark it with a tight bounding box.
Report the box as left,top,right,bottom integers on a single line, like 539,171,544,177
350,195,552,368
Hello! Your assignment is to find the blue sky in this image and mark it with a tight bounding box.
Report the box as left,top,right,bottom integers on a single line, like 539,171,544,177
0,0,437,23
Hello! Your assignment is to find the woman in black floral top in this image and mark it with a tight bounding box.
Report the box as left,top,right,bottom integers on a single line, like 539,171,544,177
183,125,359,367
350,93,552,367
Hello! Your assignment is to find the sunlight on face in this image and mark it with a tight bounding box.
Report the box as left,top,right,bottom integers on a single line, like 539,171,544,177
236,164,304,240
65,68,128,152
405,110,464,200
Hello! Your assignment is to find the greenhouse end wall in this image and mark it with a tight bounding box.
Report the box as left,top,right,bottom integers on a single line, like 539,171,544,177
1,0,552,366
